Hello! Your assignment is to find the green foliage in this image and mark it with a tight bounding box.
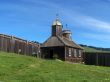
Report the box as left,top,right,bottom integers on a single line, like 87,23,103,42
53,54,58,59
0,52,110,82
83,46,110,53
80,44,110,53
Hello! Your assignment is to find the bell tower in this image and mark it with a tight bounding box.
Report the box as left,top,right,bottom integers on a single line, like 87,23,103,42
52,15,63,36
62,30,72,40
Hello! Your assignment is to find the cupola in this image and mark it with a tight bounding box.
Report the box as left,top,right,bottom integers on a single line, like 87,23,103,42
52,16,63,36
62,30,72,40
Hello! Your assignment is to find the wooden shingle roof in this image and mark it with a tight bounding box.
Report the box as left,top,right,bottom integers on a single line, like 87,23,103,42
41,36,83,49
41,36,64,47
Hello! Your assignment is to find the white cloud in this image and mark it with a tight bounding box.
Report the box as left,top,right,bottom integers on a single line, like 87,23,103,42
79,16,110,31
82,32,110,42
61,11,110,44
62,11,110,32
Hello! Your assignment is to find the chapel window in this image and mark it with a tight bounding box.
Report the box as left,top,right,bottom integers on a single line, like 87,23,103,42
69,48,71,57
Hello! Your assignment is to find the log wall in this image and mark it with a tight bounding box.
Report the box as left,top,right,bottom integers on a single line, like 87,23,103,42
83,52,110,66
0,34,40,57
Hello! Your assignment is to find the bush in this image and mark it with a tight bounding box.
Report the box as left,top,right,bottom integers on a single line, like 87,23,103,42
53,54,58,59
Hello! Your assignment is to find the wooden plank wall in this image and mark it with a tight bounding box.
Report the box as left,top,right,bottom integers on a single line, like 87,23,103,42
0,34,40,57
65,47,83,63
84,52,110,66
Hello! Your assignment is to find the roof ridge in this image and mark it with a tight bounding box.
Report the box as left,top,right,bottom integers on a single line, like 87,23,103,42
61,36,83,49
57,36,66,45
71,39,84,49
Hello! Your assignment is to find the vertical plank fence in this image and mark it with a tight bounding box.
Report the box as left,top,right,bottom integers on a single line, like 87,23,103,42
83,52,110,66
0,34,41,57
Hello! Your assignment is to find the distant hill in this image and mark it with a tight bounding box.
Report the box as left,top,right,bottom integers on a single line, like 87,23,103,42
1,52,110,82
80,44,110,53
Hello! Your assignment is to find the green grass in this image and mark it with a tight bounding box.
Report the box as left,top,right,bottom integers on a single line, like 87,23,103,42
0,52,110,82
83,46,110,53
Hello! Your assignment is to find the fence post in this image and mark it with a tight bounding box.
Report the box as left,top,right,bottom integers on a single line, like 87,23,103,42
96,53,98,66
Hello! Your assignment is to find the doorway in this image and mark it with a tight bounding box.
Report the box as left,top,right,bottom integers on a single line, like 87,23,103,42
49,49,54,59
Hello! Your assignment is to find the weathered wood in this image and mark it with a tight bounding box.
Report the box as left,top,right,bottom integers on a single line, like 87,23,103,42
83,52,110,67
0,34,40,57
41,46,83,62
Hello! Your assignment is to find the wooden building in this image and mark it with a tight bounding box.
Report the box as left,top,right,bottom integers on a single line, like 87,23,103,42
0,34,40,57
41,17,83,62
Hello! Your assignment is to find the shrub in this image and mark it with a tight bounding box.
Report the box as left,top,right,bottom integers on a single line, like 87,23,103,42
53,54,58,59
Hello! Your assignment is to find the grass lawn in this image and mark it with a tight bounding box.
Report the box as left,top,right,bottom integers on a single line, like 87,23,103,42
83,46,110,53
0,52,110,82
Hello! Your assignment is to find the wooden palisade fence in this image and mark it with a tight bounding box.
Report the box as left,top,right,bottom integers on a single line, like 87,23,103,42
0,34,41,57
83,52,110,67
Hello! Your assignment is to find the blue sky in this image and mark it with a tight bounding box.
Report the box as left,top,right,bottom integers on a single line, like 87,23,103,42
0,0,110,48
